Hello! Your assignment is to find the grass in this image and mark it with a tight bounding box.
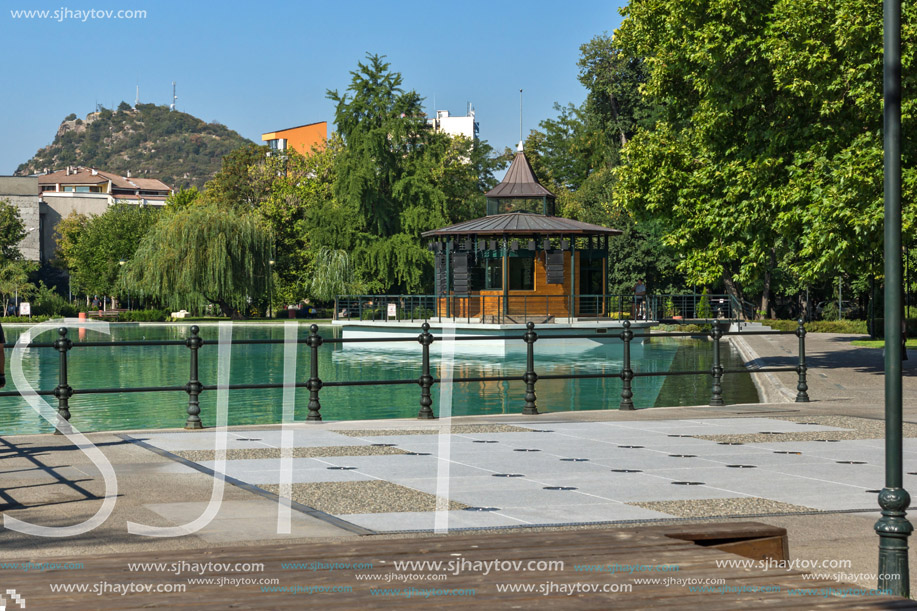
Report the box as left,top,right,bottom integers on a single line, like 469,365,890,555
850,339,917,348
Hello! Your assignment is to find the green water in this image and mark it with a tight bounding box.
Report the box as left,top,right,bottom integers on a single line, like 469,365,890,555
0,324,758,435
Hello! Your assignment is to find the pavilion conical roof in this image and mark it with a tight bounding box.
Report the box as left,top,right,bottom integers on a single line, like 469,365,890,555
484,150,556,200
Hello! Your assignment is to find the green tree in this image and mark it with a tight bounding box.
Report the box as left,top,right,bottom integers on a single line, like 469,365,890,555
252,137,344,304
0,260,37,313
611,0,917,316
0,200,27,261
165,186,201,212
201,143,271,209
309,248,357,302
122,204,272,317
63,205,161,298
326,53,501,294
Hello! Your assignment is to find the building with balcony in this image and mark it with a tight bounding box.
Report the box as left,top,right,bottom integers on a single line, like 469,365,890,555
261,121,328,156
37,166,172,263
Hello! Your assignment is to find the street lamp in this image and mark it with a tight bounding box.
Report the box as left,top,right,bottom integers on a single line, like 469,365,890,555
268,259,275,319
119,259,130,310
876,0,912,597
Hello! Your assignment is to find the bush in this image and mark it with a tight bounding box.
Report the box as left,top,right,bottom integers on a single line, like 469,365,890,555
360,308,382,321
0,315,55,324
763,319,868,334
31,282,78,317
123,309,170,322
697,288,713,319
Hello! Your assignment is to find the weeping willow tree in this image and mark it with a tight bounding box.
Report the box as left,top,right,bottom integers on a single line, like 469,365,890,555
310,248,358,302
122,204,272,318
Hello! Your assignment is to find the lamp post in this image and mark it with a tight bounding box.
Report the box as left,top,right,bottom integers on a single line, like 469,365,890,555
118,259,130,310
876,0,911,597
268,259,275,319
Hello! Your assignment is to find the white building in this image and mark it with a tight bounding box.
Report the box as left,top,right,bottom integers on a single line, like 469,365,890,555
427,107,479,142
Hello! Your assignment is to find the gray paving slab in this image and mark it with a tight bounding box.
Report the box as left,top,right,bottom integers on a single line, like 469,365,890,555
497,502,674,524
336,510,525,531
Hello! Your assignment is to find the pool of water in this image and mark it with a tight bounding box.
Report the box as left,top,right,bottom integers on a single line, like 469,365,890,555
0,324,758,435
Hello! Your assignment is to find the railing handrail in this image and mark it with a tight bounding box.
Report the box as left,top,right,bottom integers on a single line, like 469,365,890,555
332,293,742,323
0,320,810,432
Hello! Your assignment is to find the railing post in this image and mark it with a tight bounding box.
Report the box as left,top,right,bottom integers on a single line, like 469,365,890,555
710,319,724,406
53,327,74,435
619,320,635,410
417,322,435,419
795,318,810,402
184,325,204,429
522,322,539,415
307,324,323,421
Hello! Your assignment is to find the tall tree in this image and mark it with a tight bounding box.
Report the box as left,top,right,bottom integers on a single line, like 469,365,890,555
610,0,917,315
0,200,27,261
122,204,272,317
60,205,161,298
326,53,501,294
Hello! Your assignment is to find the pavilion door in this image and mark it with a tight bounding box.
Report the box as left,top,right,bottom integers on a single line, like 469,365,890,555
580,261,604,317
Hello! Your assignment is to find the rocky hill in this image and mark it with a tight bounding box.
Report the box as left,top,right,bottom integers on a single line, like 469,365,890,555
16,103,253,189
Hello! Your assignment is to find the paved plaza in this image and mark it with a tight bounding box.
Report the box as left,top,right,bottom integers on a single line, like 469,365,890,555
1,330,916,596
128,416,907,533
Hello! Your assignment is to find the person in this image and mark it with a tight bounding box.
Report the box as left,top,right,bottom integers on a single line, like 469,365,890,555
0,320,5,389
634,279,647,320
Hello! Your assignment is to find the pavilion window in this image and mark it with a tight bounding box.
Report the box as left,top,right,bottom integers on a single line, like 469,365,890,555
508,256,535,291
484,258,503,290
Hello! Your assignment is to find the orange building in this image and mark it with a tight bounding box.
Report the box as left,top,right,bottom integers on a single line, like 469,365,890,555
261,121,327,156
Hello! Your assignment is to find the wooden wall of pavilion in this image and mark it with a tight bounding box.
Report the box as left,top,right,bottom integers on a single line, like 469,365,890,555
437,251,605,319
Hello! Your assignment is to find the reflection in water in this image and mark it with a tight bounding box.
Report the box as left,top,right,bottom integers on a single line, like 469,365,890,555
0,324,758,435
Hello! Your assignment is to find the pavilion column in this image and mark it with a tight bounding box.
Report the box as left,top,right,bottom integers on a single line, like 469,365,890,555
603,235,609,317
446,237,452,319
570,236,577,319
502,236,508,317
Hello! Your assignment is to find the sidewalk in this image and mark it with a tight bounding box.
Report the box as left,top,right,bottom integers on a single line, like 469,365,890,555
0,329,914,601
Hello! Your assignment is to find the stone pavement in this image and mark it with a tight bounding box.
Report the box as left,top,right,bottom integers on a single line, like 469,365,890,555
0,329,914,594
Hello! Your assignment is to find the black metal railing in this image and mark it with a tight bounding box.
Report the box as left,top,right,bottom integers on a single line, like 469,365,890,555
0,320,809,432
333,294,743,323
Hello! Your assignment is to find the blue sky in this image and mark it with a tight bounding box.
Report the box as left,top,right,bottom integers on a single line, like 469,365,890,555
0,0,627,176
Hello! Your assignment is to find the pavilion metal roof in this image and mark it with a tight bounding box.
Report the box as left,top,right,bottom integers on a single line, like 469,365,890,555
421,212,622,237
484,151,556,199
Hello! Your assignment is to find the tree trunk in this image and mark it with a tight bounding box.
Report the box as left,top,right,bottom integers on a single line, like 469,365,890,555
721,268,744,319
759,271,771,322
758,248,777,321
206,295,241,319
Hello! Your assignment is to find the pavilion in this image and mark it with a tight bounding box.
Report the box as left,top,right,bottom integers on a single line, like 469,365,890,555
421,146,622,322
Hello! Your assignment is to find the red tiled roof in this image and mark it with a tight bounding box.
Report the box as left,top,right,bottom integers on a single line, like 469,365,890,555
38,167,171,192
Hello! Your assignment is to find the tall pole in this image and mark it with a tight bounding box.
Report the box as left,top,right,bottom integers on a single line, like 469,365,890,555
876,0,911,597
519,89,523,145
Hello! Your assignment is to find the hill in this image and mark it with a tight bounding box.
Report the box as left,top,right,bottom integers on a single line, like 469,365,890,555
15,103,253,189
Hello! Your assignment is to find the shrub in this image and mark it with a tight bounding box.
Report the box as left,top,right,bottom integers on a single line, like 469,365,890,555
763,319,868,334
122,309,170,322
360,308,381,321
31,282,79,317
697,288,713,319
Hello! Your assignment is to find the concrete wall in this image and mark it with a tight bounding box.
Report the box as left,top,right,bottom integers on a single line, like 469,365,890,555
0,176,40,261
39,193,110,263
